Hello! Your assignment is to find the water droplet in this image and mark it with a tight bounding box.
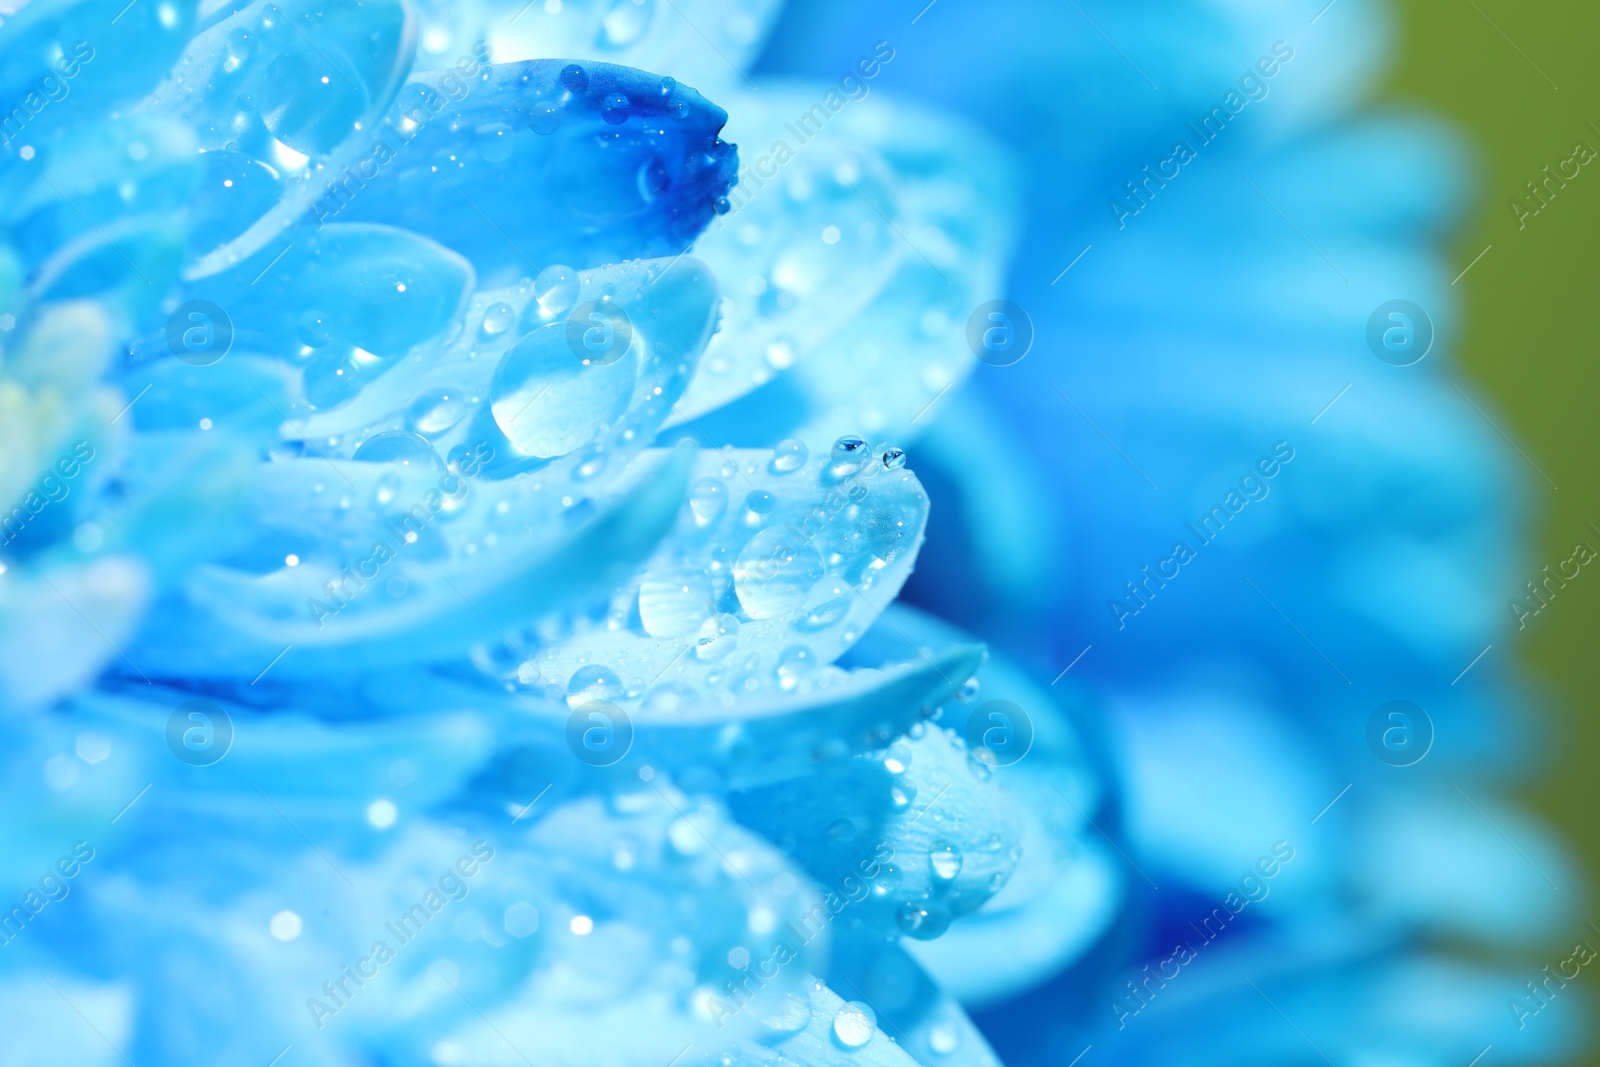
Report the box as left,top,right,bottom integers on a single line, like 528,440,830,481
302,351,359,408
957,677,979,701
832,435,868,462
694,614,740,661
407,387,470,436
534,265,580,318
889,782,916,811
639,568,713,637
826,818,856,843
224,27,258,63
825,435,871,481
559,64,588,93
491,322,636,458
602,92,630,124
928,1022,960,1055
297,308,332,348
353,430,441,470
873,863,902,895
567,664,623,708
478,122,515,164
760,991,812,1037
764,335,797,370
882,447,907,470
929,842,962,882
775,645,814,690
794,579,851,631
480,301,516,337
769,438,808,474
883,742,912,775
689,478,727,525
743,490,777,524
832,1002,875,1049
735,527,825,619
374,472,401,505
895,901,951,940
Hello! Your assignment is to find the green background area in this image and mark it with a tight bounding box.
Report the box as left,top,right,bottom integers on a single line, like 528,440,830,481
1385,0,1598,1050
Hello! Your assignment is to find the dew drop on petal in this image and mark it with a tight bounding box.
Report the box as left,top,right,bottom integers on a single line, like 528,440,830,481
353,431,441,470
689,478,727,525
567,664,623,708
480,301,516,337
929,841,962,882
832,1002,876,1049
694,614,740,661
734,527,825,619
769,438,808,473
639,569,713,637
407,387,470,436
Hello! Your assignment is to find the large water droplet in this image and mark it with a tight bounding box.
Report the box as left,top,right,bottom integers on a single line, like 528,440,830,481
478,122,515,164
639,568,713,637
769,438,808,474
896,901,951,940
407,387,470,436
298,308,333,348
353,431,441,470
734,527,825,619
491,322,637,458
760,991,812,1038
688,478,727,526
480,301,516,337
929,842,962,882
832,1002,875,1050
567,664,623,709
794,578,851,631
694,614,739,661
535,265,579,317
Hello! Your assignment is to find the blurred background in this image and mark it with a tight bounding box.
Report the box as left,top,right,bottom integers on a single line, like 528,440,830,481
1388,0,1600,1049
1388,0,1599,1048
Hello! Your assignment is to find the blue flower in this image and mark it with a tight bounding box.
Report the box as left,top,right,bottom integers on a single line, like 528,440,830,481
0,1,1581,1066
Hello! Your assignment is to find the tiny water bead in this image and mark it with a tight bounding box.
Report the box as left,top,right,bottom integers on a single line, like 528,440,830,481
832,1002,876,1049
769,438,808,473
882,447,906,470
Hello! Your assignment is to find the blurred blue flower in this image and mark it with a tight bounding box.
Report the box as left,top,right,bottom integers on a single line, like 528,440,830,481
0,1,1581,1066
